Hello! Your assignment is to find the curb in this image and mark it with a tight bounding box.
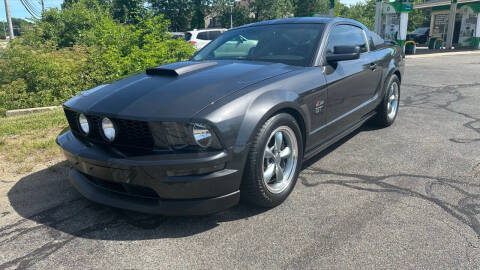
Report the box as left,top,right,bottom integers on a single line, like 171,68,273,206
5,106,62,117
406,50,480,59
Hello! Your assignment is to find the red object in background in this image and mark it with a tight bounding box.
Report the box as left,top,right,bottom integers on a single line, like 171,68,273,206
189,41,196,45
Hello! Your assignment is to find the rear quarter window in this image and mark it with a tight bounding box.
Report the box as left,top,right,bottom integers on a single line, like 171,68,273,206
197,32,209,40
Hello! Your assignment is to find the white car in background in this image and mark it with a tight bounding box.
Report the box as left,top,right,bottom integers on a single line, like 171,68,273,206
186,28,227,50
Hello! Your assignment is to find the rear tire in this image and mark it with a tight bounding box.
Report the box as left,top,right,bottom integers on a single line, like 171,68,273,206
241,113,303,208
372,74,400,127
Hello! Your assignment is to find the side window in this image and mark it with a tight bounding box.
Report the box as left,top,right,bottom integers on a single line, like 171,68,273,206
326,25,368,55
209,31,222,40
197,32,209,40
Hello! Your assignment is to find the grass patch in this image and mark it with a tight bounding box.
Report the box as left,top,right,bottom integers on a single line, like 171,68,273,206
0,109,66,137
0,109,68,174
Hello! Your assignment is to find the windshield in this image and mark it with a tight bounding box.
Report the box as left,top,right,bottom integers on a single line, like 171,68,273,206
411,27,428,34
192,24,325,66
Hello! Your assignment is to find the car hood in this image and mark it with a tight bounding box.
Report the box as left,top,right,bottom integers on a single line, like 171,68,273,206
65,61,296,120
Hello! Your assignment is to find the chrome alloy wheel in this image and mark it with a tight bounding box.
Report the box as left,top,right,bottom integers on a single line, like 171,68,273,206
387,81,399,120
262,126,298,194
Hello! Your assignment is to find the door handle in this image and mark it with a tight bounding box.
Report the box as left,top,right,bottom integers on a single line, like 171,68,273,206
369,63,377,71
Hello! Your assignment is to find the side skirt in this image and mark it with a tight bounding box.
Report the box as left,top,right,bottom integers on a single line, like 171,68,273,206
303,110,376,160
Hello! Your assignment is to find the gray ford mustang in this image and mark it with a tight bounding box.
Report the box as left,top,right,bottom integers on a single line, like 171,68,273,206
57,17,404,215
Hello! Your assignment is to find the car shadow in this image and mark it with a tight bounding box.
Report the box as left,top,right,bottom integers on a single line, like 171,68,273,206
7,163,272,241
6,125,375,241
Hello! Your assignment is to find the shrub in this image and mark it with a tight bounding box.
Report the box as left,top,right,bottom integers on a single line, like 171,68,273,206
0,44,105,110
0,107,6,117
0,1,195,111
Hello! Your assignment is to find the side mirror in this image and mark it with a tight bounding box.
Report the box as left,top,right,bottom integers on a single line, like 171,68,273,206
326,46,361,62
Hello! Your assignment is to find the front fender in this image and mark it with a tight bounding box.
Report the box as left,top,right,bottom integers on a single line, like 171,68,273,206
236,89,308,148
193,68,319,172
196,87,306,149
193,87,308,176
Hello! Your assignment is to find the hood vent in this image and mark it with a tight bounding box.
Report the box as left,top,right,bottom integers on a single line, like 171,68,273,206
146,61,217,76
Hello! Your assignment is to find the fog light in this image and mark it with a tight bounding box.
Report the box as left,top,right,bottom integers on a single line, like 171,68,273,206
78,113,89,135
192,123,212,148
101,117,116,142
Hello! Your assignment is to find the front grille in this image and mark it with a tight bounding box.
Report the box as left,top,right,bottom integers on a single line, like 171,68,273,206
86,175,160,199
115,118,153,147
64,108,155,150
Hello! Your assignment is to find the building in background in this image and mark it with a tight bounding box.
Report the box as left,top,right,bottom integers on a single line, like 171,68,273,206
375,0,480,50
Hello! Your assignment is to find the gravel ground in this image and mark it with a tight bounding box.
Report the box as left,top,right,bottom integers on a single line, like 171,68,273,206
1,52,480,269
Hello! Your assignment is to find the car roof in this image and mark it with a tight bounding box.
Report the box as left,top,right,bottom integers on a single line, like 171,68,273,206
235,17,363,29
189,28,227,33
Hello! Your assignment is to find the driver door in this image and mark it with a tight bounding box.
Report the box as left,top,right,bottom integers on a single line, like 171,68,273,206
323,24,379,136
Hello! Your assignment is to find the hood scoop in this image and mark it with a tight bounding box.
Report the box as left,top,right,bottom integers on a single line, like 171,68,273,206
146,61,217,76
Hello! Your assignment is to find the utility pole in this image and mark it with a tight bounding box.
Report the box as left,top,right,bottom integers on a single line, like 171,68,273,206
41,0,45,13
230,3,233,29
3,0,14,40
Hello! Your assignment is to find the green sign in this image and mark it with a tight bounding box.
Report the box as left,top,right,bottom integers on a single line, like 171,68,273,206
390,0,413,13
401,3,413,12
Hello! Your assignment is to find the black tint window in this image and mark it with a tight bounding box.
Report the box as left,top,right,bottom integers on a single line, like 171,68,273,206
197,32,209,40
326,25,368,54
209,31,222,39
185,33,192,41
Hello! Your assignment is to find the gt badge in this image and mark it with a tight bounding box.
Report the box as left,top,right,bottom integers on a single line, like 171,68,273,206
314,100,325,114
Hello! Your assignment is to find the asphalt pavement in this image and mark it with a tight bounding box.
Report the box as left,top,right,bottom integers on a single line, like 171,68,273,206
1,52,480,269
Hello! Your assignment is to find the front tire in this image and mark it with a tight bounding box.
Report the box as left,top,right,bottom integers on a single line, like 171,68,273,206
241,113,303,208
372,74,400,127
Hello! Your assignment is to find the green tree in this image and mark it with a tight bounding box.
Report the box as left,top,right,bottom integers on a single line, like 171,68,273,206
0,18,33,38
191,0,206,29
149,0,193,31
250,0,294,21
339,0,376,29
337,0,429,32
61,0,110,9
212,0,253,28
294,0,326,17
111,0,147,24
36,1,107,47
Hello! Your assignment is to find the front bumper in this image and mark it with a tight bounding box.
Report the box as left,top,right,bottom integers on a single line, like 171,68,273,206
69,168,240,215
57,131,242,215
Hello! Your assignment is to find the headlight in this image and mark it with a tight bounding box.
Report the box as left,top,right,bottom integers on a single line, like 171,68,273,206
149,122,222,151
78,113,89,135
192,123,212,148
101,117,116,142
